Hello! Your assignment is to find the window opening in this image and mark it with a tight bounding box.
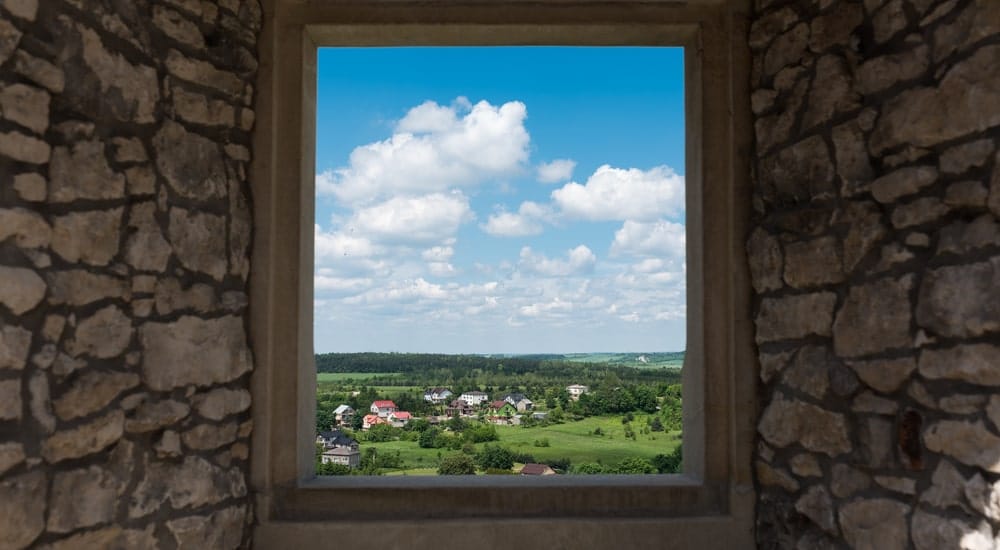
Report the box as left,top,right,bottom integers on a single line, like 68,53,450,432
312,46,687,476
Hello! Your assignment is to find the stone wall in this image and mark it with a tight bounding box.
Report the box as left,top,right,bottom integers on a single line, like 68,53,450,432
749,0,999,547
0,1,259,548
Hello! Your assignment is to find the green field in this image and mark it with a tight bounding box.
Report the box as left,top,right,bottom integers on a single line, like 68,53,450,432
316,372,399,382
562,353,684,369
363,415,680,474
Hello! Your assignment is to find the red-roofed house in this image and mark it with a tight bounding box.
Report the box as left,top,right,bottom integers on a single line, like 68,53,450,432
389,411,412,427
362,413,388,430
370,400,397,418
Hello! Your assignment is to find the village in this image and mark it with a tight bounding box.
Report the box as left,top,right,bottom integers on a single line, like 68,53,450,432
316,384,591,475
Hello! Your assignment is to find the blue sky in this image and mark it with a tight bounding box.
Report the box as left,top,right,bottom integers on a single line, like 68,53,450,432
314,47,686,354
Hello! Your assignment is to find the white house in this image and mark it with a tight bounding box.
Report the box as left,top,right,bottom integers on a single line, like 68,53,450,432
321,447,361,468
566,384,589,400
459,391,489,406
423,387,453,403
388,410,412,427
370,400,397,418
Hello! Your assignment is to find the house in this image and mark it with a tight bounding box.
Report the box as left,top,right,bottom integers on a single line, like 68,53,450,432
333,404,354,426
445,399,475,417
519,463,557,476
370,400,397,418
458,391,489,406
488,401,518,425
388,410,412,427
514,398,534,412
501,392,526,405
321,447,361,468
566,384,589,400
362,413,389,430
423,387,453,403
316,429,358,450
531,411,548,420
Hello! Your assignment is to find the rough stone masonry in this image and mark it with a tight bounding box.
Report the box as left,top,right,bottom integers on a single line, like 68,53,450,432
0,0,259,548
749,0,1000,548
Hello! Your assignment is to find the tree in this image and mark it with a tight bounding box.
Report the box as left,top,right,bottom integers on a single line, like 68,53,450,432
649,416,664,432
366,424,397,442
464,423,498,443
475,444,514,470
419,427,441,448
438,454,476,475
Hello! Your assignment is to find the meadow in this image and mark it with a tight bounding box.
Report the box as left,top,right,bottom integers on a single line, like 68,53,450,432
365,415,681,474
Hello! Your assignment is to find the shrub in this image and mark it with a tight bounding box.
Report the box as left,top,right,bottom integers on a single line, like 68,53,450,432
613,457,655,474
652,444,682,473
574,462,605,474
438,454,476,475
533,438,550,447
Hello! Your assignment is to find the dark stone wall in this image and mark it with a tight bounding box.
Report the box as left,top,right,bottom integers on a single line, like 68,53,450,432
0,1,260,548
749,0,1000,547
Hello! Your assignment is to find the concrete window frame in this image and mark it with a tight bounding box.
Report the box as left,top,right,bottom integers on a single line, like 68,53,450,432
250,1,755,547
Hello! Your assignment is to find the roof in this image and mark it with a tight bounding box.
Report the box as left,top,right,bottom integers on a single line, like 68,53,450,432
520,463,555,475
566,384,589,390
502,392,526,401
425,387,451,394
462,391,488,396
318,429,357,447
490,400,508,409
333,404,353,414
391,411,412,419
363,414,380,422
324,447,360,456
372,400,397,408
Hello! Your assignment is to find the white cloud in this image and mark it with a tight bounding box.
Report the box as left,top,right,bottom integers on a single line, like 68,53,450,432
351,192,473,244
519,297,573,318
314,225,380,260
428,262,457,277
536,159,576,183
611,219,686,258
551,165,684,222
314,274,373,293
421,245,454,262
319,99,530,205
344,278,448,305
396,100,459,133
481,201,550,237
518,245,596,277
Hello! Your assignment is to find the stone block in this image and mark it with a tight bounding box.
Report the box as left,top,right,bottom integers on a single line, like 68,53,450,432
833,276,913,357
758,393,851,456
917,259,1000,338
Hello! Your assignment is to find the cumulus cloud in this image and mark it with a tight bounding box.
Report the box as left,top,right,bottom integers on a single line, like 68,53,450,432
518,245,596,277
350,192,473,244
422,245,454,262
611,219,686,257
551,165,684,222
536,159,576,183
318,99,530,205
481,201,550,237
